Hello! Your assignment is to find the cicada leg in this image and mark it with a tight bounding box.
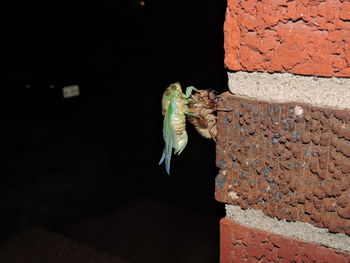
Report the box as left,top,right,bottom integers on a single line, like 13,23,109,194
185,111,198,117
184,86,199,98
186,98,198,104
209,124,217,143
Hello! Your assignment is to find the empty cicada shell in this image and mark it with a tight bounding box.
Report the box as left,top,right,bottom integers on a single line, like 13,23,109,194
187,89,218,142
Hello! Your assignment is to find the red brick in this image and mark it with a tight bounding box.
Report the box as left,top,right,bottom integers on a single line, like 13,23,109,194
220,218,350,263
232,244,246,259
220,218,235,263
340,2,350,21
224,0,350,77
216,93,350,235
276,240,299,261
245,245,266,260
297,242,317,259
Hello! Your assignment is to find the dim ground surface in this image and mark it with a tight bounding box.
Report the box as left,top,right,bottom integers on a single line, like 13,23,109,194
0,197,219,263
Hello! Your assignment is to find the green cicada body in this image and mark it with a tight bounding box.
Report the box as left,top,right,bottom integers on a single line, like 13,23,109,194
159,82,198,175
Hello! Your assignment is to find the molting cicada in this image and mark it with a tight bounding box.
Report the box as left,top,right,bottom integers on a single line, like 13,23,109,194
159,82,198,175
159,82,218,175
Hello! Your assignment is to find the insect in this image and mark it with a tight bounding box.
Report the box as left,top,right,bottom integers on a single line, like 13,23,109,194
159,82,198,175
187,89,218,142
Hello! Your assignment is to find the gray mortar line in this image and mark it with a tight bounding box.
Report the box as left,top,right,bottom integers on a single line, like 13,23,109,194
225,204,350,252
228,71,350,110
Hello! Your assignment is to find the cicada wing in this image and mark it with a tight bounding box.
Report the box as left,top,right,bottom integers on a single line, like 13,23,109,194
159,100,174,175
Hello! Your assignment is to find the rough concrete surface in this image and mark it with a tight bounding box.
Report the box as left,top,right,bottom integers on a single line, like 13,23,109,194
228,71,350,110
224,0,350,77
225,204,350,253
215,93,350,234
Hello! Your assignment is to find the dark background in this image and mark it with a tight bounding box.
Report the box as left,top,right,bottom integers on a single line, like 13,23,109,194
0,0,227,262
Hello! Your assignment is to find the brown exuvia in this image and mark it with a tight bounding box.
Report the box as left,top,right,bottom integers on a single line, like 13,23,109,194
187,90,218,142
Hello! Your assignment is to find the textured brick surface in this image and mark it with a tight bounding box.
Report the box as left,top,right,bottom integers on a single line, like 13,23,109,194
224,0,350,77
215,92,350,234
221,218,350,263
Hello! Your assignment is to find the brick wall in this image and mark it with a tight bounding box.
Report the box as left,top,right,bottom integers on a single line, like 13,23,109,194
219,0,350,262
224,0,350,77
221,218,350,263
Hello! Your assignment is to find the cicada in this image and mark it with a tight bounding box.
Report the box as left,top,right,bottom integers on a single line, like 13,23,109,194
187,89,218,142
159,82,198,175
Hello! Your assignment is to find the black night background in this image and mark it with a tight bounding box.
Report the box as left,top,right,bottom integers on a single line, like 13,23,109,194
0,1,227,262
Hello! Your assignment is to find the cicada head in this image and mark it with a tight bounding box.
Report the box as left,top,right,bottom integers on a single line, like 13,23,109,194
161,82,183,115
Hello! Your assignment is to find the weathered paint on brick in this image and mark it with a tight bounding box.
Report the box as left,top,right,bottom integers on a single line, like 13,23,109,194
216,92,350,235
221,218,350,263
224,0,350,77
